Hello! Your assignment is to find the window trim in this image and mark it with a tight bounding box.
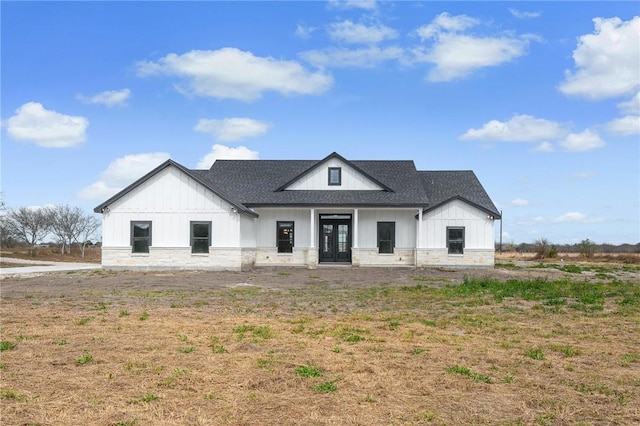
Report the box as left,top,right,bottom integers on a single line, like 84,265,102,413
277,221,294,254
377,221,395,254
190,221,211,254
131,221,152,254
446,226,465,255
328,167,342,186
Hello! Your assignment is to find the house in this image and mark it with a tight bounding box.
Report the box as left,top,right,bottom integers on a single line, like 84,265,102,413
94,152,501,270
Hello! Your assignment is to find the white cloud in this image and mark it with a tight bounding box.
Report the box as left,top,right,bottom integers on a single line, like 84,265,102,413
300,46,404,68
606,115,640,136
327,0,377,11
77,88,131,107
328,20,398,44
553,212,603,223
511,198,529,207
559,129,605,152
4,102,89,148
136,48,333,102
571,171,595,179
78,152,170,200
295,24,316,39
617,92,640,115
416,13,479,40
194,118,272,142
460,115,569,142
559,16,640,99
532,141,555,152
414,13,536,82
196,145,259,169
509,9,541,19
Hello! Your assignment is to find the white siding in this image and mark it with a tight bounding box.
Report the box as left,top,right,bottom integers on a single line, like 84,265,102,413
422,199,495,249
356,209,416,249
253,208,311,248
285,158,383,190
102,166,240,249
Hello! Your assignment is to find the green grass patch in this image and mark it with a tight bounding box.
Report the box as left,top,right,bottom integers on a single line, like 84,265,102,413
525,348,546,360
0,341,16,352
311,377,340,393
445,365,492,383
295,364,323,378
76,353,93,365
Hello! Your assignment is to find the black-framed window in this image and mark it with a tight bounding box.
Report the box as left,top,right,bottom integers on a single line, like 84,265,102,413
277,221,294,253
328,167,342,186
191,221,211,254
131,221,151,253
447,227,465,254
377,222,395,254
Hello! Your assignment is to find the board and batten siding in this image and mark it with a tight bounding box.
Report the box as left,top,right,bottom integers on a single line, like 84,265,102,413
253,208,312,248
285,157,383,191
422,199,494,249
102,166,240,248
356,209,416,249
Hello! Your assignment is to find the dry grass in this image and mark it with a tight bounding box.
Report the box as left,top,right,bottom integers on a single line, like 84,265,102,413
1,267,639,425
0,246,101,263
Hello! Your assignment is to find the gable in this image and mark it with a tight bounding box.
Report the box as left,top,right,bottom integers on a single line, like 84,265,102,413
94,160,257,217
284,156,385,191
107,165,230,212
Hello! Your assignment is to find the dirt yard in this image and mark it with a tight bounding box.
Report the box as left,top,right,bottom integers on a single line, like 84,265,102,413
1,265,639,425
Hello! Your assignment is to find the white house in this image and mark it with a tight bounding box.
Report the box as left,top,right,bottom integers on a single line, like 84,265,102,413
94,152,501,270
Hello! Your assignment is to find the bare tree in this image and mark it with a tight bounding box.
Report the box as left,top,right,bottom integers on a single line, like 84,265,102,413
50,205,85,254
79,215,101,258
533,237,551,259
0,194,17,249
4,207,52,256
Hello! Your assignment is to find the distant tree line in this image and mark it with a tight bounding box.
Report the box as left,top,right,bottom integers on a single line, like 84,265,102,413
0,200,100,258
498,237,640,259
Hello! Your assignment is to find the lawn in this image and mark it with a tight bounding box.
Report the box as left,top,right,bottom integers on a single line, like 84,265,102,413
1,267,639,425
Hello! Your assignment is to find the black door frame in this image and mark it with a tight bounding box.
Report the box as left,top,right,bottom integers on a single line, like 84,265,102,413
318,214,352,263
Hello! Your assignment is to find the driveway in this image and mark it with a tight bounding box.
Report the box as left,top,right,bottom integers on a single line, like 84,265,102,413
0,257,101,277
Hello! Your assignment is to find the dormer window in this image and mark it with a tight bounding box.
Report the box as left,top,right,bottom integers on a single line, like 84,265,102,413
328,167,342,186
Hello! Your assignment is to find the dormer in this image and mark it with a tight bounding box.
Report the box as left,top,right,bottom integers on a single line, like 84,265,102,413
277,152,392,192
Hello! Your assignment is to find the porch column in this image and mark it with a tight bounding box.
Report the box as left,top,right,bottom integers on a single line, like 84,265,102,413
417,208,423,248
416,208,423,267
353,208,359,248
308,208,317,269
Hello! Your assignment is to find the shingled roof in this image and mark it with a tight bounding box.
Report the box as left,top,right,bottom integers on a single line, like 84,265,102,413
419,171,501,218
94,153,500,218
197,156,429,207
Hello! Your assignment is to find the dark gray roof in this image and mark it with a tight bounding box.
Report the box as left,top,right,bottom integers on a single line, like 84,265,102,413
419,171,501,218
94,153,500,218
198,155,430,207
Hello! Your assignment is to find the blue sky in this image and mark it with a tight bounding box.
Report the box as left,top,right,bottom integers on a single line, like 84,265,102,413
2,1,638,245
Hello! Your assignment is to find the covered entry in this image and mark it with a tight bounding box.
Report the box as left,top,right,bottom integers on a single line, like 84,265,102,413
319,214,351,263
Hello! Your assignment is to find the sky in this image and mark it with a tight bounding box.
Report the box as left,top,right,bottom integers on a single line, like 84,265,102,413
1,1,639,245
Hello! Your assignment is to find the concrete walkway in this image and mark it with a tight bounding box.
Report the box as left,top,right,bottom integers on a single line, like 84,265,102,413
0,257,101,276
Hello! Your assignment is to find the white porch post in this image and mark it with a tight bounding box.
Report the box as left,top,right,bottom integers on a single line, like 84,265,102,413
308,208,317,269
416,208,423,267
353,208,359,248
417,208,423,248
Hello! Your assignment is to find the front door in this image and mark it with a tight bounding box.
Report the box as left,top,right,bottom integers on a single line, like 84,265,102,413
319,215,351,263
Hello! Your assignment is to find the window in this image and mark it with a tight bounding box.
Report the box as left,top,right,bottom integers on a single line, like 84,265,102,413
191,221,211,254
447,227,465,254
277,221,294,253
328,167,342,186
377,222,395,254
131,221,151,253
